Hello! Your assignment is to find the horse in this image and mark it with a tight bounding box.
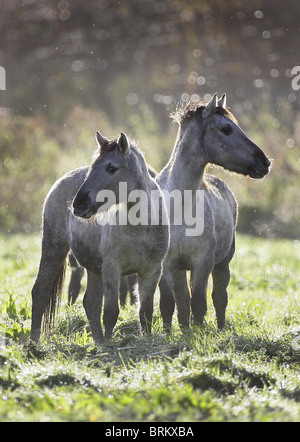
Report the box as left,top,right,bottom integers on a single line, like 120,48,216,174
67,165,157,306
158,93,271,331
30,132,169,345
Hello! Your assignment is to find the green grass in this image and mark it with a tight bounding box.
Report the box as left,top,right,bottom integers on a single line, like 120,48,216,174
0,232,300,422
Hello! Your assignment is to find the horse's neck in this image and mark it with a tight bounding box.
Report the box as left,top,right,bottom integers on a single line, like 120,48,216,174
158,129,206,192
130,148,153,192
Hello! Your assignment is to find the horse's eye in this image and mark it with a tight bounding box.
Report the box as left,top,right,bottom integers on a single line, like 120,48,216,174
221,124,233,135
106,164,118,174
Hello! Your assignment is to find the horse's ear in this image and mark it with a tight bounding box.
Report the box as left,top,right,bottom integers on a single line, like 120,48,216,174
95,131,109,148
218,93,226,108
117,133,129,156
203,93,218,118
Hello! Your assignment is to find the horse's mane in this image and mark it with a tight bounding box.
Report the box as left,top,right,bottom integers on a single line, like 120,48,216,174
170,99,238,125
127,141,150,178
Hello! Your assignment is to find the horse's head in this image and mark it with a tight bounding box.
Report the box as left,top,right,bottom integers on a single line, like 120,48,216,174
179,94,271,179
73,131,132,219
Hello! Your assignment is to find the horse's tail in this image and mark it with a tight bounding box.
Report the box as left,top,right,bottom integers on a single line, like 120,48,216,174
42,258,67,335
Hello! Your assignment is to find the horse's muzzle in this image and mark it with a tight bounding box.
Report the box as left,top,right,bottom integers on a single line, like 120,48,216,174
73,205,95,219
248,155,271,179
73,191,94,218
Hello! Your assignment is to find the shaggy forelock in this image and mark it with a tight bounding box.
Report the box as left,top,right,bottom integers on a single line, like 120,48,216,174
170,99,238,125
92,137,147,176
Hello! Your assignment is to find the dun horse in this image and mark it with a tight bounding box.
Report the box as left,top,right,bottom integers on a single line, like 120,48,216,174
67,162,157,306
30,133,169,345
158,93,271,331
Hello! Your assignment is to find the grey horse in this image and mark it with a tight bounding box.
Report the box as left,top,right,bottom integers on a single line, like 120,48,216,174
30,133,169,345
158,94,271,330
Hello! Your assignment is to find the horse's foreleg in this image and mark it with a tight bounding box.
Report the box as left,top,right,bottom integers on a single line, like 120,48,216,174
102,261,120,340
159,271,175,332
138,265,162,335
83,271,104,345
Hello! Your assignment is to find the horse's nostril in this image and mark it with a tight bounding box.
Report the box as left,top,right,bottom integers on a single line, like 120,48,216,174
265,158,271,168
257,152,271,169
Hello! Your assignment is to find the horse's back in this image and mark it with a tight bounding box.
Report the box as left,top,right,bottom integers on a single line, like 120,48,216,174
43,166,89,236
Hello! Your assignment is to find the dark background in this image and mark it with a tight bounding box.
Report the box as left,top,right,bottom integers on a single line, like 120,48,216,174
0,0,299,236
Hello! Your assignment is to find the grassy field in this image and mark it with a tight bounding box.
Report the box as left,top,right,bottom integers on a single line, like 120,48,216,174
0,232,300,422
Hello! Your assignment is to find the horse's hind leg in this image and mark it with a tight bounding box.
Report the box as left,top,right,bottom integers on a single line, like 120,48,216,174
138,265,162,335
190,258,214,327
127,274,137,304
119,275,137,307
68,252,84,304
211,261,230,329
212,239,235,329
83,271,103,345
164,269,190,329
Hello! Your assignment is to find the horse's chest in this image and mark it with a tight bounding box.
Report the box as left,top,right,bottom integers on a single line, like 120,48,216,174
69,218,102,273
70,237,102,273
106,235,160,275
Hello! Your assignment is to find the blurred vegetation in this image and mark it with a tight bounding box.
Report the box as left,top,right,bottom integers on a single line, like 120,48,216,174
0,0,299,236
